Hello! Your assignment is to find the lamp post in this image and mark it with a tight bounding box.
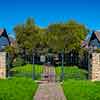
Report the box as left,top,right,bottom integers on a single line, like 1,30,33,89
32,50,35,80
48,48,52,66
7,53,10,77
61,49,64,81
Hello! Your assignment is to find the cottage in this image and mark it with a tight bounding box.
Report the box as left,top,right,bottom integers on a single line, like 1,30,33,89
82,31,100,81
0,29,11,79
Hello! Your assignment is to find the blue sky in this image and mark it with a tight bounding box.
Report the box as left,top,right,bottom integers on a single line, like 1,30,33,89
0,0,100,37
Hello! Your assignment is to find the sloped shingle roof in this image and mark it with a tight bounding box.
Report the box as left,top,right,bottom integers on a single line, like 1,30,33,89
0,29,4,36
0,29,11,51
94,31,100,42
82,31,100,48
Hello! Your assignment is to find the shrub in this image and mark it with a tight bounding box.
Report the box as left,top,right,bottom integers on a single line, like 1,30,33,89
55,66,88,80
11,64,43,80
12,56,25,67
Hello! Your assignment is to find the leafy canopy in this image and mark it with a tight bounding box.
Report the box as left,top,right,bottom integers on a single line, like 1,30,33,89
14,18,88,54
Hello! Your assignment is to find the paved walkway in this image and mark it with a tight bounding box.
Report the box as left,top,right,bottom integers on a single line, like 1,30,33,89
34,83,66,100
34,66,66,100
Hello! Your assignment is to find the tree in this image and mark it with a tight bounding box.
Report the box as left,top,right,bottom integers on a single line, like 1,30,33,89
4,45,16,67
45,23,65,53
14,18,42,65
45,20,88,53
14,18,40,54
14,18,88,66
64,20,88,52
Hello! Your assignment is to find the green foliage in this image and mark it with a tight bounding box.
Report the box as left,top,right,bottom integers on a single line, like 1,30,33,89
14,18,40,54
4,46,16,54
55,66,88,80
45,20,88,53
63,80,100,100
11,64,43,80
94,48,100,53
12,56,25,67
14,18,88,55
0,77,37,100
4,46,17,67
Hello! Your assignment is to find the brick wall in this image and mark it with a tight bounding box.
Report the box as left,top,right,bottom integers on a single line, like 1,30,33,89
0,52,6,79
89,53,100,81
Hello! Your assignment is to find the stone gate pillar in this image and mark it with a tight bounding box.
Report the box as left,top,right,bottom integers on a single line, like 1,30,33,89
0,52,6,79
89,53,100,81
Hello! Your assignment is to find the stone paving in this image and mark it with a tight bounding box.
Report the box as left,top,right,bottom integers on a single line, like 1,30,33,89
34,66,66,100
34,83,66,100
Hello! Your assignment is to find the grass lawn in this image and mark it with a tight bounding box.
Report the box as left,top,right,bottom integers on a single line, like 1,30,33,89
63,80,100,100
55,66,100,100
11,64,43,80
0,77,37,100
55,66,88,80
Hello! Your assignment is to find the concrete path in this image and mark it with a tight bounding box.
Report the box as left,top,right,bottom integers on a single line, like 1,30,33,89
34,83,66,100
34,66,66,100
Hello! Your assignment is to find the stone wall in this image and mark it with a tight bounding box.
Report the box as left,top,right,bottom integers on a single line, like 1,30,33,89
0,52,6,79
89,53,100,81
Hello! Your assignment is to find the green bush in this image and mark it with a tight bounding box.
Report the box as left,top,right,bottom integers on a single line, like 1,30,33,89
0,77,37,100
11,64,43,80
12,56,25,67
55,66,88,80
63,80,100,100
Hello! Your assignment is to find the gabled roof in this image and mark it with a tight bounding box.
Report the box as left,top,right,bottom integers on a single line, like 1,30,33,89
82,31,100,48
0,29,10,45
0,29,4,36
94,31,100,42
0,29,11,51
